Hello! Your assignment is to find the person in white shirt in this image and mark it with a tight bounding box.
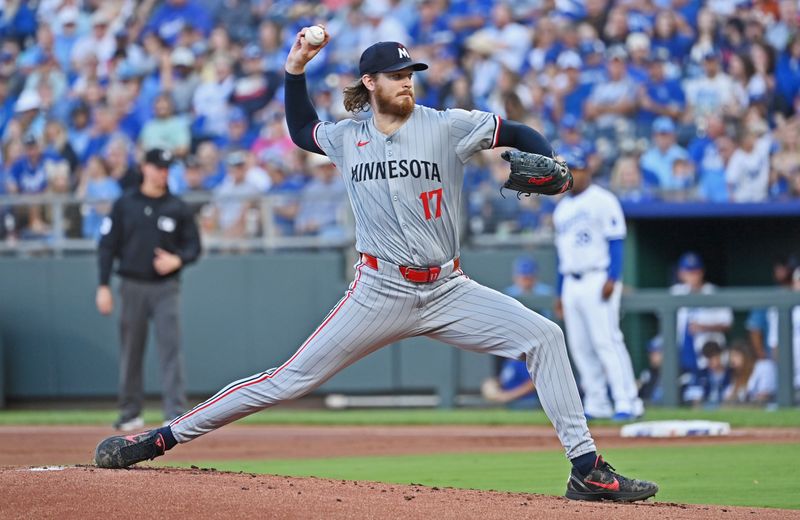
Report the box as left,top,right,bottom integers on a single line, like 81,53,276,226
725,120,773,202
683,49,743,127
726,340,776,404
670,252,733,375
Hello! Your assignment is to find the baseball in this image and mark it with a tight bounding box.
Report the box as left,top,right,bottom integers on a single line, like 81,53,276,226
305,25,325,46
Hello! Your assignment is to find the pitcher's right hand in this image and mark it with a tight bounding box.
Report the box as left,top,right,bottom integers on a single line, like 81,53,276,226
285,25,330,75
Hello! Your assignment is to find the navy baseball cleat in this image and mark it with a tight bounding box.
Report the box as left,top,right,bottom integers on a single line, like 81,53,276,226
94,430,166,469
565,455,658,502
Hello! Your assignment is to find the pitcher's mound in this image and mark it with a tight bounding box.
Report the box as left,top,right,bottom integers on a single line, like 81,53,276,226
1,465,795,520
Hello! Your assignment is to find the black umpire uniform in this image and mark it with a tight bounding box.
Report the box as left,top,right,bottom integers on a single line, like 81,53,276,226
97,148,201,429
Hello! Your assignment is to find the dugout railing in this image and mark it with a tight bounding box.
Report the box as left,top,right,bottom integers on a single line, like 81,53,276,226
516,289,799,409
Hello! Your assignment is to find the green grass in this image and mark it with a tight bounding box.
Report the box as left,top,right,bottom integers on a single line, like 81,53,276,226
1,407,799,427
166,443,800,510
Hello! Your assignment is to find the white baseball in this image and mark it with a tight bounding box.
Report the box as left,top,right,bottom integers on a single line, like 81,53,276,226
305,26,325,46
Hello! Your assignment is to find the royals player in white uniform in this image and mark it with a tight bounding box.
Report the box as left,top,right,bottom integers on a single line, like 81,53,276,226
553,150,643,420
94,29,658,502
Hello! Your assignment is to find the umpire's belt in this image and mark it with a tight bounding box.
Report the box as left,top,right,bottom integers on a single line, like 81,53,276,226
361,253,460,283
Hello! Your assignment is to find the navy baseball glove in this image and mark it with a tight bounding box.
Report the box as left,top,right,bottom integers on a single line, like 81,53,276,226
500,150,573,197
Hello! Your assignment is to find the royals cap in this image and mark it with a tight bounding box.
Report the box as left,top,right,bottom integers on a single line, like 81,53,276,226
514,256,538,276
144,148,174,169
563,148,588,170
358,42,428,76
678,251,704,271
653,116,676,134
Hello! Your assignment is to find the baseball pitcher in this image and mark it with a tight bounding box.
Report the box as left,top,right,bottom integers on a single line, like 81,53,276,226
94,28,658,503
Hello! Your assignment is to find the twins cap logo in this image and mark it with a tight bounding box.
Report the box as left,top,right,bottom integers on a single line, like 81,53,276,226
398,46,410,59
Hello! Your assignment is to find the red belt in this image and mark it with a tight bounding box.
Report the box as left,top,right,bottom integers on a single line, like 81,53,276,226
361,253,460,283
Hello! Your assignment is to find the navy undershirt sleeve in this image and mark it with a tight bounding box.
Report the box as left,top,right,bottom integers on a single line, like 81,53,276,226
284,71,324,154
495,119,554,157
607,239,624,281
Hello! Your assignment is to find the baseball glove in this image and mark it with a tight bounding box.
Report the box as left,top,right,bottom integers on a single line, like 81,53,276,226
500,150,573,197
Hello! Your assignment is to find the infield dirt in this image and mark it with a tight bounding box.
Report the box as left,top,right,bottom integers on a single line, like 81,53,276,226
1,424,798,519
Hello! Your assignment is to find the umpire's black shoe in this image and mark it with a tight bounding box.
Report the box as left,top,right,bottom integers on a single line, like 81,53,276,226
565,455,658,502
94,430,166,469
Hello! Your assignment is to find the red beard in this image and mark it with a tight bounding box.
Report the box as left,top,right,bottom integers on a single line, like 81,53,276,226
374,84,415,118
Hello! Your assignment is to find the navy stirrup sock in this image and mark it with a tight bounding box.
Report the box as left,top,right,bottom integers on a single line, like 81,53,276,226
571,451,597,476
155,426,178,450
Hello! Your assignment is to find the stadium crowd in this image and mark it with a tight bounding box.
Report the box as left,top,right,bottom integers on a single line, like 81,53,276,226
1,0,800,242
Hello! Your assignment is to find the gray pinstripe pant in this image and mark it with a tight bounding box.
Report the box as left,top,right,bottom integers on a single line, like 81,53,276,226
170,260,595,459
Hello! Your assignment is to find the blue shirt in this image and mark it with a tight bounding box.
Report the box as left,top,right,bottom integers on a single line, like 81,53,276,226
562,83,593,121
775,53,800,103
9,152,61,194
638,78,685,126
640,144,689,190
684,367,731,405
83,178,122,239
498,359,533,392
690,139,729,202
146,1,212,45
267,175,306,236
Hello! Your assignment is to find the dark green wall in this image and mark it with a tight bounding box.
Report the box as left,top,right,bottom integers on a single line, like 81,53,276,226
0,249,558,400
628,216,800,288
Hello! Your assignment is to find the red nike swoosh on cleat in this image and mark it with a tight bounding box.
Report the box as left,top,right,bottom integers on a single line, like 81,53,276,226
585,478,620,491
357,140,370,147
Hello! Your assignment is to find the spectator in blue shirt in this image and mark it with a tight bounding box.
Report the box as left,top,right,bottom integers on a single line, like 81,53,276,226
146,0,213,47
67,102,91,160
745,255,798,360
610,155,656,203
196,140,226,190
683,341,732,408
687,114,731,202
8,135,57,194
640,116,691,193
552,114,600,175
0,72,14,138
218,107,257,153
636,48,686,137
8,135,61,238
775,34,800,115
409,0,451,50
584,46,638,146
78,156,122,240
651,10,694,65
52,7,82,73
0,0,37,42
505,256,554,300
264,154,305,236
480,255,555,408
549,51,593,123
82,103,127,164
626,32,652,85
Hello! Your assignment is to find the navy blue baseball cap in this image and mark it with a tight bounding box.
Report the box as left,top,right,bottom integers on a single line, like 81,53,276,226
678,251,704,271
144,148,174,169
359,42,428,76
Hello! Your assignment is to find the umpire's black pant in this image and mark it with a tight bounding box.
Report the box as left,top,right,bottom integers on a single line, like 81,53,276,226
118,277,186,421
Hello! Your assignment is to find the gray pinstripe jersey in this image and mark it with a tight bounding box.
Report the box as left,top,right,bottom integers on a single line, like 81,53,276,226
313,105,500,266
